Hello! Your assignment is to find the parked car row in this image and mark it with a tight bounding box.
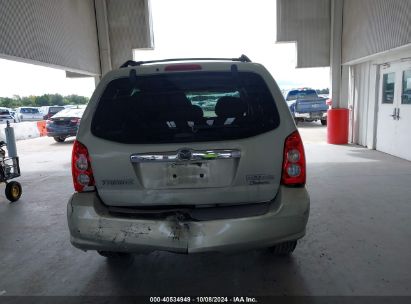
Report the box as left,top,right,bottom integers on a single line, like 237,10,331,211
0,105,84,124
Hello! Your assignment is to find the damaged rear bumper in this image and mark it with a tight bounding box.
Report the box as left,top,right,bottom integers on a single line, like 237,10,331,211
67,186,310,253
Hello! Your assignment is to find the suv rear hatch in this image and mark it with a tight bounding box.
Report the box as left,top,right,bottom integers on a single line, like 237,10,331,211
85,69,284,207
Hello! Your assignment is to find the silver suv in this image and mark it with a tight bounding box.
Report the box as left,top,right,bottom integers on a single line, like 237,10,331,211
67,56,310,258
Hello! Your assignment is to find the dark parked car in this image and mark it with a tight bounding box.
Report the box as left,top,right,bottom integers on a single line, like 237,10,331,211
0,108,16,124
41,106,65,120
46,106,85,142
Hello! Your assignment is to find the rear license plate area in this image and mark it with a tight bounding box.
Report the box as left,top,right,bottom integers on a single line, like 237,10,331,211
166,162,209,186
310,112,322,118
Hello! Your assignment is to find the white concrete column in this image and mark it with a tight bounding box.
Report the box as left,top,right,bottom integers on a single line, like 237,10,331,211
94,0,112,77
330,0,344,108
327,0,349,144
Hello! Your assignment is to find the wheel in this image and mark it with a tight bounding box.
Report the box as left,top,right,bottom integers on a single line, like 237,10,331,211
271,240,297,256
54,136,65,142
5,181,22,202
321,119,327,126
97,251,131,259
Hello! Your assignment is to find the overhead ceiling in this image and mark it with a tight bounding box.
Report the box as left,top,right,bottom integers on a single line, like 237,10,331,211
0,0,153,76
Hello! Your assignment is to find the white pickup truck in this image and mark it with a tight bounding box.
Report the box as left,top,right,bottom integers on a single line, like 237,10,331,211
15,107,43,122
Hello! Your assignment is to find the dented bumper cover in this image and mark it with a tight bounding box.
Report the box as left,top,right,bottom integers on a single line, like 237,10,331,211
67,186,310,253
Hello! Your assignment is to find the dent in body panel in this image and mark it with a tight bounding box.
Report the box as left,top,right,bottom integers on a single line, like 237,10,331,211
89,215,190,249
68,186,309,253
84,213,220,251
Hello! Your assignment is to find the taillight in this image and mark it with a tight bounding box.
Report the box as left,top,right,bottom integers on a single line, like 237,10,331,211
71,140,95,192
281,131,306,186
71,118,81,125
326,98,332,106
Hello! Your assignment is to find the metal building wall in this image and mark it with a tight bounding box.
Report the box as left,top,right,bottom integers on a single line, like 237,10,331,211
349,47,411,149
106,0,154,69
0,0,100,75
342,0,411,64
276,0,330,68
344,0,411,150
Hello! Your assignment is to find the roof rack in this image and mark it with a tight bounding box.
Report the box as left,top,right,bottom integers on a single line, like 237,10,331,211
120,54,252,68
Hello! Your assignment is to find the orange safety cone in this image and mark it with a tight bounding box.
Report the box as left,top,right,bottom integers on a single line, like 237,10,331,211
37,120,47,136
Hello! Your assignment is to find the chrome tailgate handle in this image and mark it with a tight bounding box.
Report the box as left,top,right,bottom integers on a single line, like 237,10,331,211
131,149,241,163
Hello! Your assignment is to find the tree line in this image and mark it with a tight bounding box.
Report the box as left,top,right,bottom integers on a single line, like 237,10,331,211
0,94,89,108
316,88,329,94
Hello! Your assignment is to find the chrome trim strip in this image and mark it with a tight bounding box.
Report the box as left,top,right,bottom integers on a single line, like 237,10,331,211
130,149,241,163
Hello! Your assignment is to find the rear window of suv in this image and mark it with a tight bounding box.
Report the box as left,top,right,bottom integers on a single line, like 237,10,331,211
91,71,280,144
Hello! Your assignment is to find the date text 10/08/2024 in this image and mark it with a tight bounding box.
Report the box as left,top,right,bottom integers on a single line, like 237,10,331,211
150,297,258,303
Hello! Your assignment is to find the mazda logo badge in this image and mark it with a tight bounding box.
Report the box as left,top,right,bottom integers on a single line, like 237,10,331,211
178,149,192,161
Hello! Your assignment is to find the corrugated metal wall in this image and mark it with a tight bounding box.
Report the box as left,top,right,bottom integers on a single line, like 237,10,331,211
342,0,411,64
276,0,330,68
0,0,100,75
106,0,154,69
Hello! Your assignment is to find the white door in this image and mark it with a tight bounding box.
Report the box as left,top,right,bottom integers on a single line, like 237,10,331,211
376,61,411,161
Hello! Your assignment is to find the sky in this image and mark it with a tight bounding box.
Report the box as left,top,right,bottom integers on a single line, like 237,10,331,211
136,0,330,91
0,58,96,98
0,0,329,98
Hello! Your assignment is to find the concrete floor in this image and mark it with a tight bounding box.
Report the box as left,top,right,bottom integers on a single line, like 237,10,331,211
0,126,411,296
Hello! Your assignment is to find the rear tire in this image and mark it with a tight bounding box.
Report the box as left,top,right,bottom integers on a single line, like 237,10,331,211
97,251,131,259
271,240,297,256
5,181,22,202
321,119,327,126
54,136,65,142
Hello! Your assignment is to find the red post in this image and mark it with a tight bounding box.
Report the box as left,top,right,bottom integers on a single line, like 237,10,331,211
327,108,349,144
